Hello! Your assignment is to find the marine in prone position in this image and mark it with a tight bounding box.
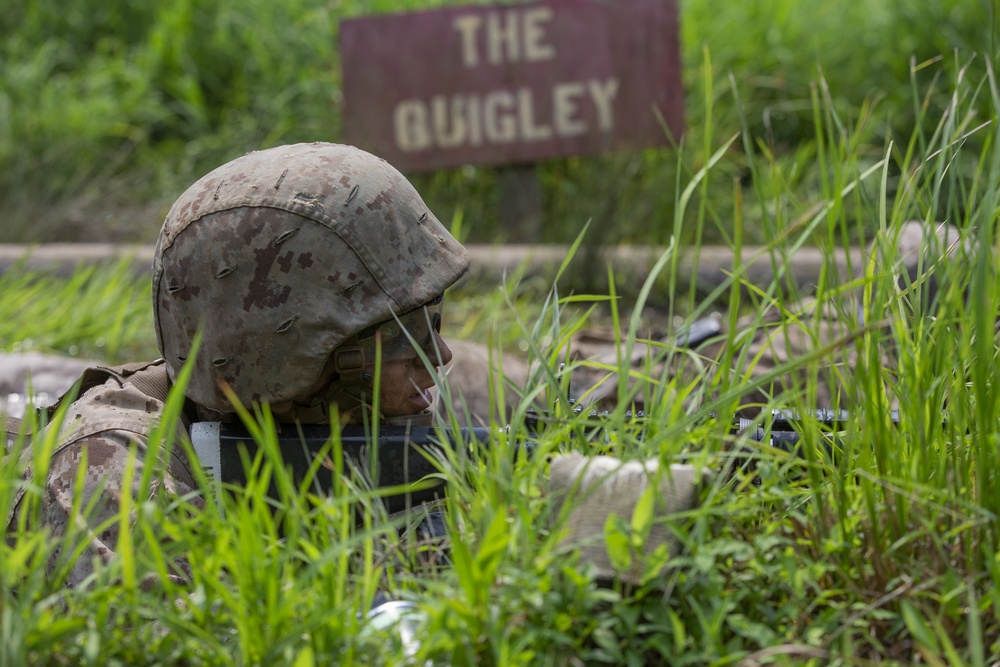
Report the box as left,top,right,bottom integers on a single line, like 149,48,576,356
6,142,699,590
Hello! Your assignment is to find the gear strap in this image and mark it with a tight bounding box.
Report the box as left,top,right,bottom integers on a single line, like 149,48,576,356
108,360,172,404
3,360,172,454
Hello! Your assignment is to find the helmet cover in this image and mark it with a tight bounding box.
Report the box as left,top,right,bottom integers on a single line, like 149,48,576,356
152,142,469,414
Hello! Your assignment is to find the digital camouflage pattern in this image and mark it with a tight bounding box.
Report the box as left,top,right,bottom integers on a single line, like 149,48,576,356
153,142,470,415
6,360,199,589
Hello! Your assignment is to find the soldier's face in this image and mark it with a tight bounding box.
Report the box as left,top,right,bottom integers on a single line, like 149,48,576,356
370,329,453,417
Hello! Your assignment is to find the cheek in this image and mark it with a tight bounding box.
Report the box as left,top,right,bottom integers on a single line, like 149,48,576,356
375,358,432,416
378,360,418,395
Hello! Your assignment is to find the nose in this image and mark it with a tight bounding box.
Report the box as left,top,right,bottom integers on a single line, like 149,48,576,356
425,330,453,367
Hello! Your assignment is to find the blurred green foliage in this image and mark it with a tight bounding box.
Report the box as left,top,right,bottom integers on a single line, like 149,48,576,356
0,0,996,244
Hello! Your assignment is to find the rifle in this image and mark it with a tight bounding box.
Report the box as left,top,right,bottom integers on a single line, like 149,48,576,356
190,422,492,514
190,408,893,509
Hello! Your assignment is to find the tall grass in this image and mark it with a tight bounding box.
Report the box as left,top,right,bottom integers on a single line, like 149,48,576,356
2,56,999,663
0,258,156,362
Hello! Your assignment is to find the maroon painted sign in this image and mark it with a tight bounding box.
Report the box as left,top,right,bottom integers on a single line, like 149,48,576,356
340,0,684,171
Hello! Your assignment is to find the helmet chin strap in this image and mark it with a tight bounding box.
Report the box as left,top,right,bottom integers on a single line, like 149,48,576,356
284,372,374,425
383,410,434,427
282,344,435,427
283,382,434,427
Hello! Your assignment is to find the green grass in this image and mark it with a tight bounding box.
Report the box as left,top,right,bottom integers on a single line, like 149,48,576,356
2,57,1000,664
0,257,156,363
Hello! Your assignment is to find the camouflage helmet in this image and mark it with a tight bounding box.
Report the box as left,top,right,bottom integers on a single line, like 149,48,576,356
152,142,470,415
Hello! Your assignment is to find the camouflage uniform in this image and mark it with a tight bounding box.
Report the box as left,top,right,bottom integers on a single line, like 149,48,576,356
7,143,470,588
6,360,199,588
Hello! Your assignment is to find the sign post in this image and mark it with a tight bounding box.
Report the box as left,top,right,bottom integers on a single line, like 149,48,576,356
340,0,683,238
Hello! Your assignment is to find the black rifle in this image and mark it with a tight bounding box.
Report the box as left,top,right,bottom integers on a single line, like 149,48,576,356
191,422,491,514
191,408,892,509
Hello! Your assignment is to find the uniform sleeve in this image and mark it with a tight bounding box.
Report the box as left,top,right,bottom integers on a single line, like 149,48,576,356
9,430,199,589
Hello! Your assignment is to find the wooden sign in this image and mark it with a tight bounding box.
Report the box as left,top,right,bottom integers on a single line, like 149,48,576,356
340,0,684,171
